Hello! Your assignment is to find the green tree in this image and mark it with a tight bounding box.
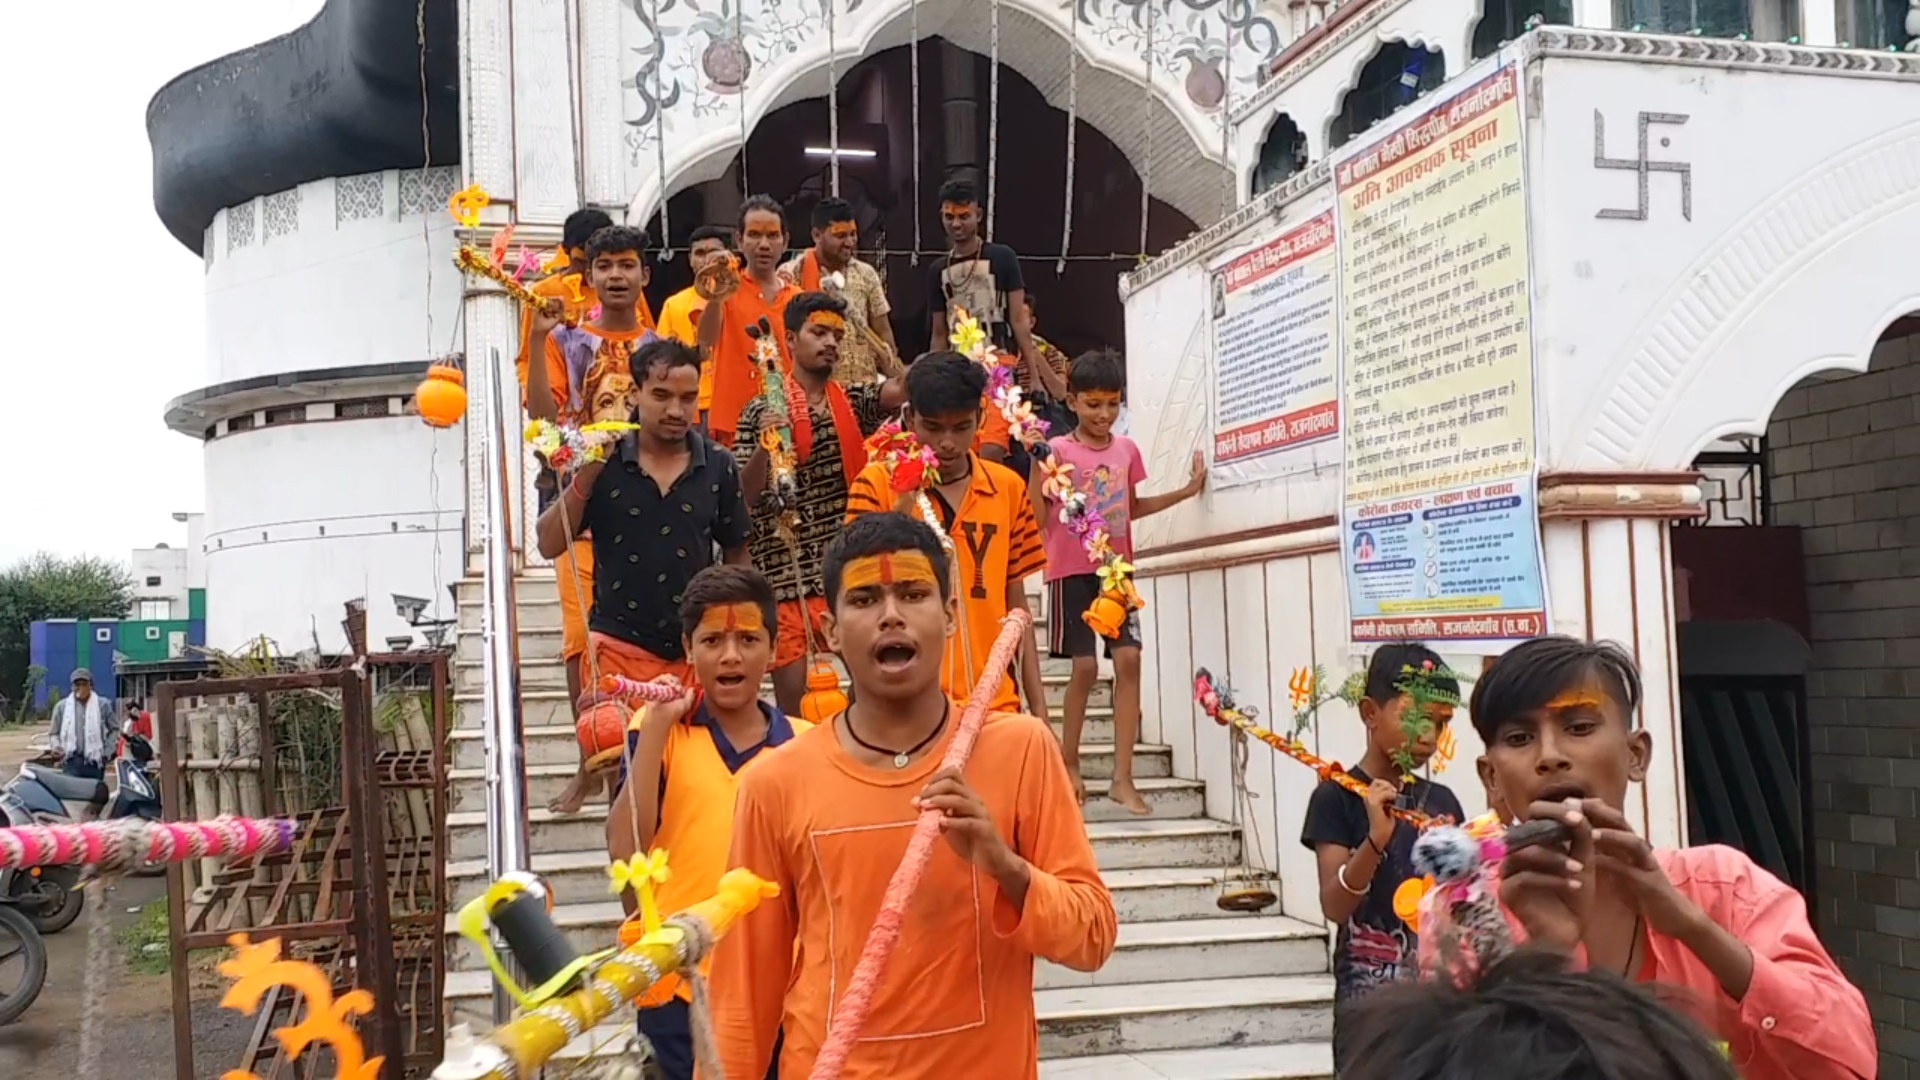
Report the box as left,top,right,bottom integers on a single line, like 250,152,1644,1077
0,553,135,712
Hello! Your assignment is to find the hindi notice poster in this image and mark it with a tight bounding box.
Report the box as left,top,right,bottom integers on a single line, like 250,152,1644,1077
1334,64,1548,644
1208,209,1341,487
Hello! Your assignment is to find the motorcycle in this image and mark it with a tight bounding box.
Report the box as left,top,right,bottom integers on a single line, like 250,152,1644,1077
0,721,164,934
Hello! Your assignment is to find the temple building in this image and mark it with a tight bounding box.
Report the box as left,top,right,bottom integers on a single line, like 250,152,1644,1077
148,0,1920,1075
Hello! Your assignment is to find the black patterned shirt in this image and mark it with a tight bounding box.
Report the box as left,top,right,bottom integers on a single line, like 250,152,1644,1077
583,433,750,659
732,383,889,601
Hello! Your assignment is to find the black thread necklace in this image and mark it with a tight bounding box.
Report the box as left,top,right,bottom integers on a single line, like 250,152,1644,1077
845,700,950,769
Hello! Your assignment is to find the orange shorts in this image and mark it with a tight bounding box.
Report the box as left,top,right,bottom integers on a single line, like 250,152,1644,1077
554,539,595,662
586,632,694,689
775,597,831,669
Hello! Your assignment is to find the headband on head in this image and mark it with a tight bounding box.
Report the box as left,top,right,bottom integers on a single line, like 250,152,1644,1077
841,552,939,592
696,602,767,636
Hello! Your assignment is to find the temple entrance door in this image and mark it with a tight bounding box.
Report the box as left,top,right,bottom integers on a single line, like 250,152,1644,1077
637,38,1201,362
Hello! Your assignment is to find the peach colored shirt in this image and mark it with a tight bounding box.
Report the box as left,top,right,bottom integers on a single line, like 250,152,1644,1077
1427,844,1874,1080
708,711,1117,1080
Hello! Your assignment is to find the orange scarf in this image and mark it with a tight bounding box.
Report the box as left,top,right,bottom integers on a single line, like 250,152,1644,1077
798,248,823,292
787,378,868,491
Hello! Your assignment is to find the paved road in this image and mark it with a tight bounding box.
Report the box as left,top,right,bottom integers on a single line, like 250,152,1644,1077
0,725,253,1079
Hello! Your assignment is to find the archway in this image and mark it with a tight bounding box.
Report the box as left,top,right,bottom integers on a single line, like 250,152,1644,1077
640,38,1200,361
1251,113,1309,198
1668,308,1920,1071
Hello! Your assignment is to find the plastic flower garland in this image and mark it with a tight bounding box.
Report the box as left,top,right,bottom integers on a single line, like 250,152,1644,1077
864,421,949,546
948,308,1141,638
524,419,640,475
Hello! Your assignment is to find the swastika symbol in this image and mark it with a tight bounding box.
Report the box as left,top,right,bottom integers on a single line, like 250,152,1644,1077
1594,110,1692,223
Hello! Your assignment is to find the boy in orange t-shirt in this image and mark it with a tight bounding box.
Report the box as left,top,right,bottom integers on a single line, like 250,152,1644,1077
607,565,804,1080
844,353,1048,720
709,512,1117,1080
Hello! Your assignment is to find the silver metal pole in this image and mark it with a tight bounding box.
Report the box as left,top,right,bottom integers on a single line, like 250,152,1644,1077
477,345,530,1025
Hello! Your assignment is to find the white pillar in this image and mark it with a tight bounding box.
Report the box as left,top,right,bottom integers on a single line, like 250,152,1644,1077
1538,476,1705,851
579,0,628,208
1802,0,1839,45
460,0,517,203
462,291,527,561
510,0,587,224
1572,0,1613,29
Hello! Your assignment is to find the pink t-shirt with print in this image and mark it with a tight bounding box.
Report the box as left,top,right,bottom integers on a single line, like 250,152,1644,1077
1040,433,1146,581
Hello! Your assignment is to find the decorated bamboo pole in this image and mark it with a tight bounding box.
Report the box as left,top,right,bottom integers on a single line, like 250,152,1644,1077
1192,669,1443,830
0,817,297,873
433,868,779,1080
809,609,1033,1080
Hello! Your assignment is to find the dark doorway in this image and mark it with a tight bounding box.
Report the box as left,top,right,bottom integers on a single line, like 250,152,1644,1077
1330,42,1447,151
639,38,1200,363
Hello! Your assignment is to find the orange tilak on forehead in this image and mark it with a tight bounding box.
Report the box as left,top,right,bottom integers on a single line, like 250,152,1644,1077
826,222,858,238
941,201,974,215
1546,690,1604,711
697,602,766,635
807,311,847,331
841,552,939,590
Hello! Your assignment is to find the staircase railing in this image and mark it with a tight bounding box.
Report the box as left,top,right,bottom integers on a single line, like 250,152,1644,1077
475,346,532,1024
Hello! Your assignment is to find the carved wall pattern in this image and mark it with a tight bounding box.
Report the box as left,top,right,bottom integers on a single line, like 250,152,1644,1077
614,0,1285,226
335,174,386,225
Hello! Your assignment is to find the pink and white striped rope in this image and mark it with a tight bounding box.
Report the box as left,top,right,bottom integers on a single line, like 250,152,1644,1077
596,674,689,703
0,816,296,874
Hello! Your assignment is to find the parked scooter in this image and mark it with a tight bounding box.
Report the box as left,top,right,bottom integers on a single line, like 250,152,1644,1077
1,720,163,934
0,900,47,1025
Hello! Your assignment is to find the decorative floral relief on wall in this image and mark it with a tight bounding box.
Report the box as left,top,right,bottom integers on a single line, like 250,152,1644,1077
621,0,1283,170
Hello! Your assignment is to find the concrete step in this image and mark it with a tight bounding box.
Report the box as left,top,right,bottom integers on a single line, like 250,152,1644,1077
446,862,1271,972
1039,915,1326,991
1039,1042,1335,1079
446,973,1333,1060
447,818,1243,908
441,1018,645,1078
449,741,1172,807
1035,976,1334,1059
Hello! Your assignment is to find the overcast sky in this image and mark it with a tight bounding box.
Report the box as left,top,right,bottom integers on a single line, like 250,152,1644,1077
0,0,324,570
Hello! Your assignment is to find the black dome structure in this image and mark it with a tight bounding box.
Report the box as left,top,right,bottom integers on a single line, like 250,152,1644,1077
145,0,461,255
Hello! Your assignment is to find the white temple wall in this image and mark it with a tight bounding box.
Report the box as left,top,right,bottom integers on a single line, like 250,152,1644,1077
202,416,464,653
202,168,466,384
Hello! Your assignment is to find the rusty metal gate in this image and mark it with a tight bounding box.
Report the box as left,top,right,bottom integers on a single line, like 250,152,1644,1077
154,603,450,1079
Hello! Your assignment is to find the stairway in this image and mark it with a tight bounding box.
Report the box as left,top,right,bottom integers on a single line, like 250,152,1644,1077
447,570,1336,1078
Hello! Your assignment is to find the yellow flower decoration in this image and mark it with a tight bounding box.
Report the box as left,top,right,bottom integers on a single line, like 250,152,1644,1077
543,246,570,272
1096,559,1135,592
948,309,988,359
448,184,491,227
609,849,674,935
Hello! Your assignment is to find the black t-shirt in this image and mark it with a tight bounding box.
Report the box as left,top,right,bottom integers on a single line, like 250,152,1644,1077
1299,768,1465,1003
928,243,1025,352
582,433,751,659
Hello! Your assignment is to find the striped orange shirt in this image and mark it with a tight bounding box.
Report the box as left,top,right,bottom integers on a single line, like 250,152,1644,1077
845,453,1043,711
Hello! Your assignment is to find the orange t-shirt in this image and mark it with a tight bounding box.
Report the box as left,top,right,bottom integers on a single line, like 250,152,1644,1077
707,280,799,439
515,271,655,409
620,704,811,1007
844,454,1045,712
709,712,1117,1080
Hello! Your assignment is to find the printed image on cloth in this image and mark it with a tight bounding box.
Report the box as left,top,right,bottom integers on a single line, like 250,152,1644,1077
1040,434,1146,581
929,244,1024,352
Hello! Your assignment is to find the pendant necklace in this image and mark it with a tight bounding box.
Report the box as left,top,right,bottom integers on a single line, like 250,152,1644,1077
845,701,950,769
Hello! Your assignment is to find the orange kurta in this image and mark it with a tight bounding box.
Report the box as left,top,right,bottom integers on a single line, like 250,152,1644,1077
845,455,1045,712
709,712,1117,1080
707,280,799,441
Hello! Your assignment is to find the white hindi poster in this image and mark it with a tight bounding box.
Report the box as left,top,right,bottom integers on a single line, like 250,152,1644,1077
1208,209,1341,488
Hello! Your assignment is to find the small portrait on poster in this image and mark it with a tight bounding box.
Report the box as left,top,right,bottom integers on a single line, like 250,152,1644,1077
1354,531,1377,563
1211,272,1228,321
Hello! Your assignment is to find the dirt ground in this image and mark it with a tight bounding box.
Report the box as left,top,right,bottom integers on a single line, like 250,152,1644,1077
0,725,254,1079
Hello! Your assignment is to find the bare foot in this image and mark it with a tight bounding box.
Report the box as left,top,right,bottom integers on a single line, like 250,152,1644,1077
1065,762,1087,806
1108,777,1152,816
547,768,594,816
